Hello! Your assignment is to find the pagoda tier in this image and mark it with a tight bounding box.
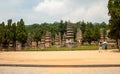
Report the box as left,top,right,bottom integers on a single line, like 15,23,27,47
62,33,66,46
66,22,74,40
40,36,45,49
45,31,51,48
65,22,74,48
55,33,61,48
100,28,104,42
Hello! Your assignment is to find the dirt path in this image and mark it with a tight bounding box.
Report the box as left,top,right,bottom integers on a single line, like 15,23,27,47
0,50,120,65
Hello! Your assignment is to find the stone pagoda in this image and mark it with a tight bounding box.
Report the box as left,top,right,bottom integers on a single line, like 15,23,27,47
25,33,32,49
62,33,66,47
100,28,104,42
40,36,45,49
55,33,61,48
65,22,74,48
8,41,14,50
76,28,82,45
45,31,51,48
16,41,22,51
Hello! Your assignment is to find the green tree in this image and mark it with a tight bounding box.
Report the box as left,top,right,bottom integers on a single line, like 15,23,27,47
0,22,5,48
7,19,13,44
2,24,9,48
100,22,107,28
84,22,93,44
59,20,67,36
108,0,120,50
80,21,86,34
93,25,100,41
73,22,82,40
16,19,27,47
1,19,13,48
33,28,41,47
11,23,17,47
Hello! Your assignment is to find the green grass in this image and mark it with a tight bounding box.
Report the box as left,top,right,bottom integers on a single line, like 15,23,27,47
24,44,118,51
24,45,100,51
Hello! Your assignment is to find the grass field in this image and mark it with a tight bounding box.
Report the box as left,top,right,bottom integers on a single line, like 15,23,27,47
24,45,116,51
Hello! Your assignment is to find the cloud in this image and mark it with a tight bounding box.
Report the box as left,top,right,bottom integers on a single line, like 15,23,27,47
33,0,109,23
0,0,109,24
34,0,69,15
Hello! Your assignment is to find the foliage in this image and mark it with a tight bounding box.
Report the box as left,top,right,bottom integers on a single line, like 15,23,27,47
16,19,27,47
26,21,108,45
92,24,100,41
108,0,120,49
0,22,5,46
83,22,93,44
0,19,108,49
11,23,17,47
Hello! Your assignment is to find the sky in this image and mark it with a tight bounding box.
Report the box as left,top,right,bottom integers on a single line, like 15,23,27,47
0,0,109,25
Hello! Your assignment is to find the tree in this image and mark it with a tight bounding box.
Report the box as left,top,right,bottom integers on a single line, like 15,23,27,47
7,19,13,44
16,19,27,47
73,22,81,40
0,22,5,48
33,28,41,47
80,21,86,34
1,19,13,48
108,0,120,50
93,25,100,41
59,20,67,36
11,23,17,47
83,22,93,44
100,22,107,28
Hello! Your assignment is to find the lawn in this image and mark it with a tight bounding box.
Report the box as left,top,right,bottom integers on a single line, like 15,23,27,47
24,45,101,51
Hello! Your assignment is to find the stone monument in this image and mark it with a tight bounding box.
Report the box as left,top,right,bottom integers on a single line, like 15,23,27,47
40,36,45,49
16,41,21,51
76,28,82,45
55,33,61,48
62,33,66,47
65,22,74,48
25,33,32,48
31,41,37,48
100,28,104,42
45,31,51,48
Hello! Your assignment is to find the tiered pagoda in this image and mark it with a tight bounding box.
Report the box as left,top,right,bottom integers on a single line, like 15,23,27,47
55,33,61,48
65,22,74,47
62,33,66,47
40,36,45,49
45,31,51,48
76,28,82,45
100,28,104,42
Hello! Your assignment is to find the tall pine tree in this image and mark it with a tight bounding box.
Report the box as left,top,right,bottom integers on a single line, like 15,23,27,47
16,19,27,47
108,0,120,50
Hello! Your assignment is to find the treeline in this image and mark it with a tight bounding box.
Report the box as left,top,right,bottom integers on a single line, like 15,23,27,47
0,19,27,49
0,19,108,48
26,20,108,45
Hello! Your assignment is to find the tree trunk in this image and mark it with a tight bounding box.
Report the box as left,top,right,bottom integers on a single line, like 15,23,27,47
13,41,16,51
36,41,38,47
0,42,1,50
116,39,120,51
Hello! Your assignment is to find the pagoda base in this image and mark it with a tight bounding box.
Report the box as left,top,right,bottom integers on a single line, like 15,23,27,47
66,43,75,48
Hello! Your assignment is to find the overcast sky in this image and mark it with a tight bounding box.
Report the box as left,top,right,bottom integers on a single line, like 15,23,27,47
0,0,109,25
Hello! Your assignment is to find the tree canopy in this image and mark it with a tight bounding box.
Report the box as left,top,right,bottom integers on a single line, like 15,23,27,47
0,19,108,49
108,0,120,49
